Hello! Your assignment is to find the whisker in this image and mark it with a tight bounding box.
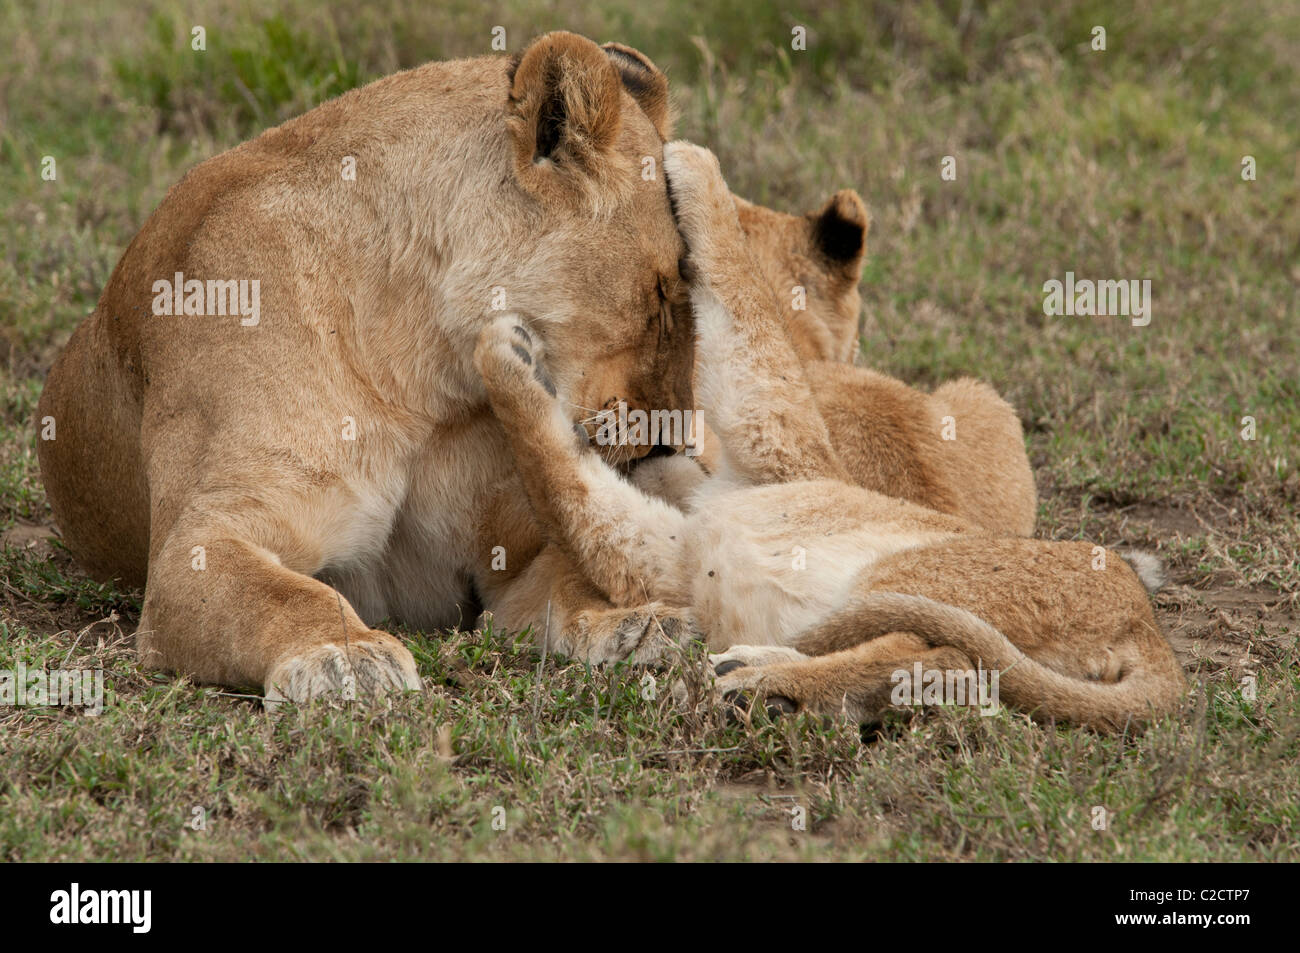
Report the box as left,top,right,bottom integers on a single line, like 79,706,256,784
562,400,607,414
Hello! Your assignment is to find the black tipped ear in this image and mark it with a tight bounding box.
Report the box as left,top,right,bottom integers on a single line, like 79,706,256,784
601,42,672,138
808,189,869,279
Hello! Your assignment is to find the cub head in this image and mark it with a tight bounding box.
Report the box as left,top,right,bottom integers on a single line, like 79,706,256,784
735,190,869,363
492,32,692,464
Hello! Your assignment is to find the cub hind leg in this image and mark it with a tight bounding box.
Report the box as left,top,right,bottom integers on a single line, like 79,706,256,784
931,377,1037,536
481,541,699,664
710,633,976,724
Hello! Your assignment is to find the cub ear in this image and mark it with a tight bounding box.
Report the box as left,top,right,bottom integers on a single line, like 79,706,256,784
601,42,672,139
507,32,623,176
807,189,869,281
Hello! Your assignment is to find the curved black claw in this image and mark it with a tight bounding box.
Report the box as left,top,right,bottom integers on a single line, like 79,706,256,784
765,695,797,717
727,691,752,720
714,659,747,677
534,364,557,396
725,690,797,722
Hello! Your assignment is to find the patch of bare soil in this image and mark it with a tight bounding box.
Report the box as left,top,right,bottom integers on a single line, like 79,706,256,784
1155,583,1293,680
0,520,57,559
0,520,140,638
1116,502,1208,540
1069,498,1298,682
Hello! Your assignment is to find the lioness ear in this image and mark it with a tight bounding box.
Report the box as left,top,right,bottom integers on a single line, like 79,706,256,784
807,189,869,281
507,32,623,177
601,42,672,139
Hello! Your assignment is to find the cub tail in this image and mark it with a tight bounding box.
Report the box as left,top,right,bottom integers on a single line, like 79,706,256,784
794,591,1185,733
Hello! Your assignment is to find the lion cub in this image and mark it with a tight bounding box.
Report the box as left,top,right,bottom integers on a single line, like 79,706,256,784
710,190,1038,536
474,142,1185,732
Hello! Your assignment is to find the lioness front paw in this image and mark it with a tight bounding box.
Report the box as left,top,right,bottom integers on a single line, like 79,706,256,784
663,141,741,256
264,634,422,708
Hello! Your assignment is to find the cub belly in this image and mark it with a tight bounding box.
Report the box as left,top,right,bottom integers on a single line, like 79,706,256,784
684,480,956,650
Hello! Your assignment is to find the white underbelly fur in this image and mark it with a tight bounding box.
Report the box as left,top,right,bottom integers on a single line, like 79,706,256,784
684,482,948,651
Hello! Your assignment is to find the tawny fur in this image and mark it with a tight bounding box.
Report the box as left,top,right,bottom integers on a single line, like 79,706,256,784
694,189,1039,537
476,141,1186,733
39,29,1036,695
37,33,698,701
449,131,1040,661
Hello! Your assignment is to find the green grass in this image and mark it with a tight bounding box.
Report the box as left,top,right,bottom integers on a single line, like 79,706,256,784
2,612,1296,861
1,0,1297,860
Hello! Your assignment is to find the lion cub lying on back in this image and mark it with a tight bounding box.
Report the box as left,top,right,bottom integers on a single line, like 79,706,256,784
475,142,1185,732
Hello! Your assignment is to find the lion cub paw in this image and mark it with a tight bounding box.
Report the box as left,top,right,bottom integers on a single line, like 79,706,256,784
709,644,809,672
474,314,557,404
663,141,741,256
671,645,805,718
708,646,806,719
264,635,422,709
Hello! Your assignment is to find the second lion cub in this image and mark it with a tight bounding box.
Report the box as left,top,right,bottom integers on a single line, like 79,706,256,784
475,142,1185,732
734,191,1037,536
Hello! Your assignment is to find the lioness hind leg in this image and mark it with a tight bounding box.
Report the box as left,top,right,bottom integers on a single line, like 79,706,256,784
36,315,151,586
474,315,690,608
139,530,420,705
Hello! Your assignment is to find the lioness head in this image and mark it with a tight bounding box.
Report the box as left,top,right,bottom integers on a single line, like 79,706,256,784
476,33,692,464
736,190,869,363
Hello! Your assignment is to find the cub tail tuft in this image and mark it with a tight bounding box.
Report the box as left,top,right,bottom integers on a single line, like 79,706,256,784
1120,549,1167,594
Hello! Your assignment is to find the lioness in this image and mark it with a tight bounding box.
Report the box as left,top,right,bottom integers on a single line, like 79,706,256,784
473,141,1186,732
37,33,699,701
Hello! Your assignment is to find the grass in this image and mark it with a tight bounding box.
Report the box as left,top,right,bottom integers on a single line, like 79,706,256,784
1,0,1297,861
1,606,1296,861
